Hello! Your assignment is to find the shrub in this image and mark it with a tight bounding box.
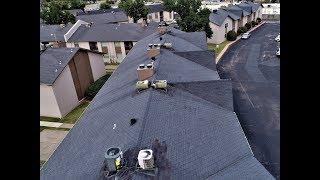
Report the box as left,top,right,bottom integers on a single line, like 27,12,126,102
251,21,257,27
237,26,248,35
245,22,251,30
85,74,111,100
226,30,237,41
257,18,261,23
100,0,111,9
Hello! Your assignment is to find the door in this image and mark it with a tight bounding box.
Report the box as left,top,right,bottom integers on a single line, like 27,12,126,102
69,51,94,100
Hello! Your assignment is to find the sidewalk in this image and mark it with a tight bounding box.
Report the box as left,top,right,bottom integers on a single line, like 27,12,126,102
40,121,74,129
215,21,266,64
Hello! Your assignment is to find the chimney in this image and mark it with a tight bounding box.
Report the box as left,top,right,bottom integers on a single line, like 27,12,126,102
147,44,160,58
137,63,154,81
157,21,168,35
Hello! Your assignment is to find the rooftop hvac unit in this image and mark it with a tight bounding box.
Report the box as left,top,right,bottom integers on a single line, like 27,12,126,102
104,147,122,172
136,80,150,90
138,149,154,169
162,43,172,49
152,80,167,89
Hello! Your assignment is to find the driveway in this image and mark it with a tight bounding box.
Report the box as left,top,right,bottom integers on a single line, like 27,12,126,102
217,22,280,179
40,129,69,162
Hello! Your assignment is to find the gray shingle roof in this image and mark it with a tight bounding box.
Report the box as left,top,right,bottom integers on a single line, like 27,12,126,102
67,23,158,42
206,156,275,180
146,3,165,13
40,27,274,180
226,4,251,17
238,2,261,13
40,24,73,42
76,8,128,24
209,9,229,26
40,47,79,85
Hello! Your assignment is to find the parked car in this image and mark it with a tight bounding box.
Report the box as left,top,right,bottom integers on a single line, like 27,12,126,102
275,34,280,42
276,48,280,57
241,32,251,39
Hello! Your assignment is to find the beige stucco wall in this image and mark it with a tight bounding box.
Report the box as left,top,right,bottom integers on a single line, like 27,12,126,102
88,52,106,81
52,66,79,117
66,42,90,50
40,84,61,118
208,17,233,44
163,11,174,22
242,16,248,26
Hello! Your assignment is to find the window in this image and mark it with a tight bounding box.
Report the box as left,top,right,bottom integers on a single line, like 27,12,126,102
148,14,152,20
155,13,158,19
124,41,133,54
169,12,172,19
101,42,108,53
89,42,98,51
74,42,79,47
114,42,122,54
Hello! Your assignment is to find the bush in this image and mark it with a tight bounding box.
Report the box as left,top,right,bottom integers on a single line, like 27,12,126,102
251,21,257,27
226,30,237,41
245,22,251,30
257,18,261,23
85,74,111,100
237,26,248,35
100,0,111,9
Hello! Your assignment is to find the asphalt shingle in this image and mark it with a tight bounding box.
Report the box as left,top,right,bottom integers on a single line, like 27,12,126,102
40,26,274,180
40,47,79,85
40,23,73,42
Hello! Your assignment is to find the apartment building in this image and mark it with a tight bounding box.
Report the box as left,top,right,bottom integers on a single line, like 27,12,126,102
41,25,275,180
208,1,262,44
64,20,158,64
128,3,175,23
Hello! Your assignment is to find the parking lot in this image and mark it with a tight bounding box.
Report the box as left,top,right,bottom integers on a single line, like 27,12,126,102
217,22,280,179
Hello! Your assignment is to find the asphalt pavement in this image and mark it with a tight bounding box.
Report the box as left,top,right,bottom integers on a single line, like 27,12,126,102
217,22,280,179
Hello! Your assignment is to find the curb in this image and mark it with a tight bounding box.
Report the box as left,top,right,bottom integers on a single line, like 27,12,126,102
215,21,266,64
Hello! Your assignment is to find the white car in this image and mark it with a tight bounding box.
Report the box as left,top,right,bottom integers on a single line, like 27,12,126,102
276,48,280,57
275,34,280,42
241,32,251,39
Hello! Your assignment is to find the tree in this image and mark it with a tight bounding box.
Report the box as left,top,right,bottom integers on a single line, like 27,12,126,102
100,0,111,9
163,0,213,38
40,1,76,24
119,0,149,23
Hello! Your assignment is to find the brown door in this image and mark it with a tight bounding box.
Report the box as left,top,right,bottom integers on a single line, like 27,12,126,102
69,51,94,100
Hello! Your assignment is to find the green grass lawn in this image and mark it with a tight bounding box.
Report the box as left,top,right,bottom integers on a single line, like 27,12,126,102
40,160,46,168
208,41,231,56
40,100,90,124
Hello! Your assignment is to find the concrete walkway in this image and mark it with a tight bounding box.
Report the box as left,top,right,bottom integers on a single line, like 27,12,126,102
215,21,266,63
40,129,69,161
40,121,74,129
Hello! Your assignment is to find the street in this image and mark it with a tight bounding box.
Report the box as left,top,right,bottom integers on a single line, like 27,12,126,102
217,22,280,179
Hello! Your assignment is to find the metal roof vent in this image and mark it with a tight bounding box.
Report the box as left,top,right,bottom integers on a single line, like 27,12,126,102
147,44,160,58
137,63,154,81
151,80,167,89
60,24,66,28
130,118,137,126
162,42,172,49
136,80,151,91
138,149,154,169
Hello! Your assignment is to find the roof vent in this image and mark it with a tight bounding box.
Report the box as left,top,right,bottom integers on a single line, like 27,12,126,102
162,42,172,49
104,147,122,172
130,118,137,126
136,80,151,91
137,63,154,81
60,24,66,28
138,149,154,169
147,44,160,58
151,80,167,89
